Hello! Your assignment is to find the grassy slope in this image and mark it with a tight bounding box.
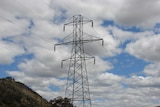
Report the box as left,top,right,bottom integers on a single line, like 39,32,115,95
0,78,52,107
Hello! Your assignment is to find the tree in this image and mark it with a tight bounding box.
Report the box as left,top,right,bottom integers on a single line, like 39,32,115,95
5,76,15,81
50,96,75,107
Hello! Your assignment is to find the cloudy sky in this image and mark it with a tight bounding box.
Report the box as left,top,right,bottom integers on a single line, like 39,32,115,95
0,0,160,107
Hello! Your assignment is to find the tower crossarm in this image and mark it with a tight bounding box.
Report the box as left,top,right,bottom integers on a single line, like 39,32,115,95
64,19,93,26
54,38,104,51
61,56,96,68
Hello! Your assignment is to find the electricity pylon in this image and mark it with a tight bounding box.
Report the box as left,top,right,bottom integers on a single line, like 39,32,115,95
54,15,103,107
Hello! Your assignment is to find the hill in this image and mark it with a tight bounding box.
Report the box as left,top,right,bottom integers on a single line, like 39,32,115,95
0,77,52,107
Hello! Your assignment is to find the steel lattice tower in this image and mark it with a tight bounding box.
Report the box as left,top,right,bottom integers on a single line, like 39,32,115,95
54,15,103,107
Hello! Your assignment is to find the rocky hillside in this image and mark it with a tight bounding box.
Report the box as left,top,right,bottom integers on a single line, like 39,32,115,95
0,77,52,107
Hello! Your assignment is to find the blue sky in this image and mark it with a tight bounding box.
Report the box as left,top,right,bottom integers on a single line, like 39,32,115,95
0,0,160,107
106,52,150,77
102,20,151,77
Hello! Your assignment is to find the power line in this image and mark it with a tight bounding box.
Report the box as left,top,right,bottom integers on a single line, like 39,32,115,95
0,14,54,45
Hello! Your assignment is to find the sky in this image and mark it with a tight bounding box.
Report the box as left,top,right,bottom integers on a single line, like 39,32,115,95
0,0,160,107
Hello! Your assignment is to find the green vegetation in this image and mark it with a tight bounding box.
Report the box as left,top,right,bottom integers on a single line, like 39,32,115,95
0,77,75,107
49,96,75,107
0,77,51,107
